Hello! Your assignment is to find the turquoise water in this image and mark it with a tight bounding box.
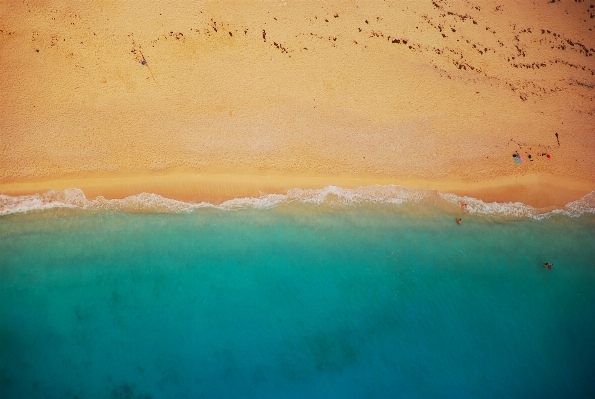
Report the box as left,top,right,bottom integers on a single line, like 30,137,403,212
1,203,595,398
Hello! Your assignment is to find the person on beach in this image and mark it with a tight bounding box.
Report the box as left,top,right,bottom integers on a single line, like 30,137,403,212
461,203,467,212
457,219,462,225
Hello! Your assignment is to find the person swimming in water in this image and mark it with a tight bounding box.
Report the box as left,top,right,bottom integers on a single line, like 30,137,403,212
457,219,462,225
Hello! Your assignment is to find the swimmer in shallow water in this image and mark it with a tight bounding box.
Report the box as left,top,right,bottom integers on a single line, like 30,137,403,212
457,219,462,225
461,203,467,212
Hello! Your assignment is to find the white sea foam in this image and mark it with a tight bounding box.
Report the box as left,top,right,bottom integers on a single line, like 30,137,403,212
1,186,594,219
553,191,595,217
439,192,540,218
439,191,595,219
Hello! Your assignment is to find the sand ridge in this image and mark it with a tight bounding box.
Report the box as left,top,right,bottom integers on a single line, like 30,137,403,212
1,0,594,204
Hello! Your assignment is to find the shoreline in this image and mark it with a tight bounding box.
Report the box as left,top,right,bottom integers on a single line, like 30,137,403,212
1,170,593,209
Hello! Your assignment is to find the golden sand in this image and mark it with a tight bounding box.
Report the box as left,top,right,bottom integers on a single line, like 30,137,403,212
1,1,594,207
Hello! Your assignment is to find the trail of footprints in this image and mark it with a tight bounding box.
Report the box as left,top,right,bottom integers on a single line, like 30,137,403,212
5,0,594,108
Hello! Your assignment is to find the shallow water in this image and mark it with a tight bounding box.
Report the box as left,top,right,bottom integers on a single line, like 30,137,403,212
1,203,595,398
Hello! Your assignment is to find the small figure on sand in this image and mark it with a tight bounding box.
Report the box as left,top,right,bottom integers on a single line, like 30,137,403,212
457,219,462,225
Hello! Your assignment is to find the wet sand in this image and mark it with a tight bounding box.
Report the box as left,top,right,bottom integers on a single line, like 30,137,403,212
2,170,591,209
1,1,594,207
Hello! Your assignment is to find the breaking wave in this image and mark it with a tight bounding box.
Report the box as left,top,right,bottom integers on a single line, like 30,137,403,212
1,186,594,219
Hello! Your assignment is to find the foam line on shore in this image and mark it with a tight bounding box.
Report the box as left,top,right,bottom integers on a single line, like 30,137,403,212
1,186,594,218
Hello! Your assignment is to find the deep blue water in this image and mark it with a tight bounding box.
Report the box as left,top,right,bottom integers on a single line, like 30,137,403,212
1,204,595,398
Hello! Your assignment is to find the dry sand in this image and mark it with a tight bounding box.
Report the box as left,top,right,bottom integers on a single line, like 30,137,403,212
1,0,594,208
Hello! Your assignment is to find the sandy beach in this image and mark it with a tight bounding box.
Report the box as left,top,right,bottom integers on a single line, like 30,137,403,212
1,0,594,208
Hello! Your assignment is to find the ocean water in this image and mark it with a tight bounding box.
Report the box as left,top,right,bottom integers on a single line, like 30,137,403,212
1,187,595,399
